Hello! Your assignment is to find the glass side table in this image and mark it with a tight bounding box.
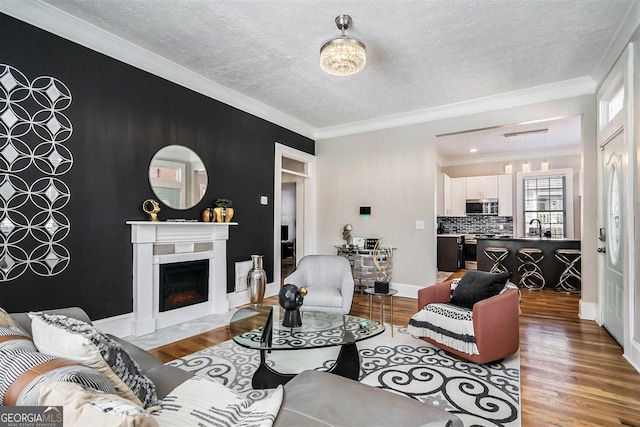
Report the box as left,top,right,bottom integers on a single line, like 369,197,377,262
364,288,398,337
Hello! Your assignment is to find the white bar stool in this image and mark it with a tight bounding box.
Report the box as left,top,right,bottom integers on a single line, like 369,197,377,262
517,248,545,290
484,247,509,273
554,248,581,294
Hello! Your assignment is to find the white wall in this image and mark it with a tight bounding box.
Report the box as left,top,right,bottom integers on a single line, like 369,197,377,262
316,125,437,294
316,94,596,298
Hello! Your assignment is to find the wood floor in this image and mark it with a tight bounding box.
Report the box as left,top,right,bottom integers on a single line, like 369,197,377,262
148,276,640,427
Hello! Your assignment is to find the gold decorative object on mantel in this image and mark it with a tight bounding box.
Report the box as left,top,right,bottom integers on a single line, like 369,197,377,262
213,198,234,223
373,236,393,293
142,199,161,222
202,207,214,222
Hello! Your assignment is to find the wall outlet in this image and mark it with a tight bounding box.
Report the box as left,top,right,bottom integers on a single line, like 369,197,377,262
499,224,504,230
416,220,425,230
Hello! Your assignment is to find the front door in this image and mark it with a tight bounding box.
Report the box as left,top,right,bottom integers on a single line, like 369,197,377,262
600,131,625,344
596,45,631,346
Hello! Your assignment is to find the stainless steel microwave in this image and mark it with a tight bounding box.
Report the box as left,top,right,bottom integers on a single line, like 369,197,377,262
465,199,498,215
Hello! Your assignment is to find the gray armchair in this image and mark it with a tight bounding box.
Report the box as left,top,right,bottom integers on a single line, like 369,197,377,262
283,255,355,314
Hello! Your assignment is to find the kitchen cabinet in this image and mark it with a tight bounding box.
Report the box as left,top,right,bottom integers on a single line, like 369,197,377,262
498,174,513,216
451,178,466,216
437,173,451,216
466,175,498,199
437,174,466,216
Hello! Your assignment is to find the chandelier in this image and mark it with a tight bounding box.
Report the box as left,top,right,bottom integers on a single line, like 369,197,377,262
320,15,366,77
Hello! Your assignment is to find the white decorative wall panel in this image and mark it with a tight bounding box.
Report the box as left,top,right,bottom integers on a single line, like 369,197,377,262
0,64,73,281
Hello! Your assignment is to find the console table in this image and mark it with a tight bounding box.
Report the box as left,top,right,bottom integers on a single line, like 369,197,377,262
335,246,395,294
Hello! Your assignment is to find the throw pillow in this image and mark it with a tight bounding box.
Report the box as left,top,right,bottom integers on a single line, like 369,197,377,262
0,326,36,354
39,382,159,427
29,312,159,410
0,307,29,336
153,376,283,427
450,270,511,309
0,350,116,406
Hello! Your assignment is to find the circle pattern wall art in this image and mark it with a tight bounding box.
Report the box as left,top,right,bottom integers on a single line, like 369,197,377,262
0,64,73,281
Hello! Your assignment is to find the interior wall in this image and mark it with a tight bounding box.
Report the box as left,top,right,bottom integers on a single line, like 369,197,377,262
0,13,314,319
317,95,595,296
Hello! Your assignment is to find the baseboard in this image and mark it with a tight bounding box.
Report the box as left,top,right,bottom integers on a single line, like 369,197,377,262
227,282,279,308
93,313,133,338
625,339,640,374
579,299,597,320
388,282,420,299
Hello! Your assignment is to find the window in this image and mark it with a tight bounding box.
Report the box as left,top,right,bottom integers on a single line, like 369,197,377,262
523,176,566,238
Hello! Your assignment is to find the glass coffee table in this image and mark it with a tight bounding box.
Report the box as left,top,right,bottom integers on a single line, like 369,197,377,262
229,305,385,389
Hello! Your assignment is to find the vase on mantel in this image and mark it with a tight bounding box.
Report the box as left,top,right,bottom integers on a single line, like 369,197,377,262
247,255,266,305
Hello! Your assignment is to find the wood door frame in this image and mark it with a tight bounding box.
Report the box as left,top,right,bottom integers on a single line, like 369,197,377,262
273,143,316,288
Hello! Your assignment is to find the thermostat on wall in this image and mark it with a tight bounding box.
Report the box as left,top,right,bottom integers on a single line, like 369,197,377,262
360,206,371,215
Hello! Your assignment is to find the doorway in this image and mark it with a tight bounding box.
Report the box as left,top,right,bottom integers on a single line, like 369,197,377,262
274,144,316,287
281,179,297,280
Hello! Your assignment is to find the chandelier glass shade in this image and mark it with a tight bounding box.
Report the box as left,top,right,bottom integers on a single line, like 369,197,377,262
320,15,366,76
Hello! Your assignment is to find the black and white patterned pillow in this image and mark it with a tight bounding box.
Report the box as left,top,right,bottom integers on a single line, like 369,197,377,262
29,312,159,410
154,376,282,427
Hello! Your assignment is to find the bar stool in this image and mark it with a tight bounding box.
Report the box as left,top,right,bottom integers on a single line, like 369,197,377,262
517,248,545,290
484,247,509,273
554,248,581,294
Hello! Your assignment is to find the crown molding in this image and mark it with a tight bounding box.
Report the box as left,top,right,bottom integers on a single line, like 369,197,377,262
314,77,596,140
0,0,316,139
591,0,640,86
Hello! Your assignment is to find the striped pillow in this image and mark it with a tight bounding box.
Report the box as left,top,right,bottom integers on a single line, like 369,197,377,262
0,326,36,354
0,350,116,406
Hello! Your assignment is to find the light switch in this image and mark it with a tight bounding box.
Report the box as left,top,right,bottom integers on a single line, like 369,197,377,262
416,220,425,230
260,195,268,205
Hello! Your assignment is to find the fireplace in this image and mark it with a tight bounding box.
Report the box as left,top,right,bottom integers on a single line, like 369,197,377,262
128,221,236,337
159,260,209,312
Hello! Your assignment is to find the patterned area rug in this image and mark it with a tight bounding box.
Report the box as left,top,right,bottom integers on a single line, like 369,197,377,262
167,326,520,427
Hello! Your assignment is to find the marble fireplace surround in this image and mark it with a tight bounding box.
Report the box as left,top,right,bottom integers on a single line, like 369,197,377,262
127,221,237,337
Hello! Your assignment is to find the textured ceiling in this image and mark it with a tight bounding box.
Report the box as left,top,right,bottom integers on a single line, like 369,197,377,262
36,0,633,129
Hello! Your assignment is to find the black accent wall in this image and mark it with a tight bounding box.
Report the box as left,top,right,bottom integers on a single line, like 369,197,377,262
0,14,314,319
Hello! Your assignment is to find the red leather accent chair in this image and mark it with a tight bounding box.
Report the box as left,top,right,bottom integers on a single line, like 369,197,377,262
416,280,520,364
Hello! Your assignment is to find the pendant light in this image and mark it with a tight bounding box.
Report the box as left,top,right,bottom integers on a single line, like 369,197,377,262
541,132,550,171
320,15,366,77
521,134,531,173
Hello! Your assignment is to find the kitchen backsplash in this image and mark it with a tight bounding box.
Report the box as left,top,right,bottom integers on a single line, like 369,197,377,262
437,216,513,235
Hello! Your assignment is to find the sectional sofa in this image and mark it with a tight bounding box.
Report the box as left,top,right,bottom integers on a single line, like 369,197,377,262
6,307,463,426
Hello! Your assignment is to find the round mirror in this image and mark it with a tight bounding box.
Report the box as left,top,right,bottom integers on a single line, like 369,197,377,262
148,145,207,210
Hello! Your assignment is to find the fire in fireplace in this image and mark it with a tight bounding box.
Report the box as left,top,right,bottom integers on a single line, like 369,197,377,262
159,259,209,312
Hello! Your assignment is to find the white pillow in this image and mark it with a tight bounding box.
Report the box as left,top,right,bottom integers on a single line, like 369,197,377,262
153,376,283,427
28,313,160,409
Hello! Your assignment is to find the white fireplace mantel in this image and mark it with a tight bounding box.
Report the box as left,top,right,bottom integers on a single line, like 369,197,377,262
127,221,237,337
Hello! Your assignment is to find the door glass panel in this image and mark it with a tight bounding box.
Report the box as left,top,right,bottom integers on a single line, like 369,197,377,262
607,162,621,265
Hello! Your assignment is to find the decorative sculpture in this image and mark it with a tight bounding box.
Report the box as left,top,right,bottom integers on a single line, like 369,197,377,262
373,236,393,293
142,199,161,222
278,284,307,328
342,224,353,246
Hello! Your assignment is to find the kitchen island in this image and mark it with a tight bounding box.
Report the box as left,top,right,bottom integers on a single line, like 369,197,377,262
476,237,581,290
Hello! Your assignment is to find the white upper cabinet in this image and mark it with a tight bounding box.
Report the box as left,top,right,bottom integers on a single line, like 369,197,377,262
498,174,513,217
450,178,467,216
438,173,466,217
465,175,498,199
